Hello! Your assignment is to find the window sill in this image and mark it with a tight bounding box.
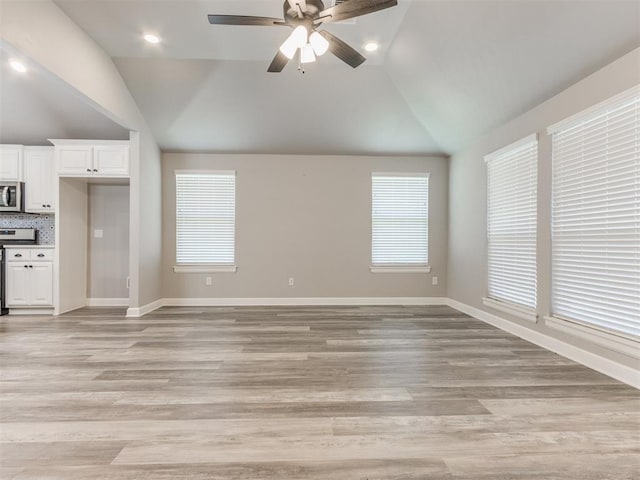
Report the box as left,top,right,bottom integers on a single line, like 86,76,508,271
482,297,538,323
544,315,639,359
370,265,431,273
173,265,237,273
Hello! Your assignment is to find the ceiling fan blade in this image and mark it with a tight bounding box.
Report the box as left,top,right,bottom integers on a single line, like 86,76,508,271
267,50,290,73
318,30,366,68
208,15,284,26
318,0,397,23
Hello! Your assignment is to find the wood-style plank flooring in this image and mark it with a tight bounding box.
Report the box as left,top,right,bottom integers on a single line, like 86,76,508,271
0,305,638,479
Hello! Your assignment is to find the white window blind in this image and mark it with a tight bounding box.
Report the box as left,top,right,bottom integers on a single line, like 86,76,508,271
372,174,429,266
486,135,538,310
549,85,640,338
175,171,235,265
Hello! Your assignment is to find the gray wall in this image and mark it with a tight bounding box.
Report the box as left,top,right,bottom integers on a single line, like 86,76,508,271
162,153,448,299
447,48,640,368
87,184,129,299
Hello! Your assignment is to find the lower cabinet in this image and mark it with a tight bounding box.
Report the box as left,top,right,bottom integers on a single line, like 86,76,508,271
6,250,54,308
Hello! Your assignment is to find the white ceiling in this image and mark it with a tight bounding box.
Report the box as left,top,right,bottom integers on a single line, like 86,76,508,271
51,0,640,155
0,48,130,145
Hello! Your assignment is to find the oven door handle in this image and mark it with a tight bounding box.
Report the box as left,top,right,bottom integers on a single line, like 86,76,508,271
1,187,9,207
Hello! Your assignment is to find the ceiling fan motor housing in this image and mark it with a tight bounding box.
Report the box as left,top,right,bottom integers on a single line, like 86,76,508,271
284,0,325,24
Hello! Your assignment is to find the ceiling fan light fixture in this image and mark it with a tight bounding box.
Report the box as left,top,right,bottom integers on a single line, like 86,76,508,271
309,31,329,56
301,43,316,63
279,25,308,59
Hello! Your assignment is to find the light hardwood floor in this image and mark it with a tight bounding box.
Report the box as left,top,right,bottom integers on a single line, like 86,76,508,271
0,305,638,479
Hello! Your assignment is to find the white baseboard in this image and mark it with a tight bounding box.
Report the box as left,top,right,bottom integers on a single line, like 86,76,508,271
6,308,54,316
126,298,163,318
162,297,449,307
447,298,640,389
87,298,129,307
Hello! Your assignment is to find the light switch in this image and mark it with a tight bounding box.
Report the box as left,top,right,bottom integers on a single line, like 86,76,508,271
94,229,103,238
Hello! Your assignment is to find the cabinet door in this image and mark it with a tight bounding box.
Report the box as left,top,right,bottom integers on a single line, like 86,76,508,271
57,146,93,176
93,146,129,177
30,263,54,306
0,145,22,181
6,263,31,306
24,147,55,213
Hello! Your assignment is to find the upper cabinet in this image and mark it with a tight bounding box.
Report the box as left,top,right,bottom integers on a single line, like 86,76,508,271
0,145,23,181
51,140,129,178
23,147,55,213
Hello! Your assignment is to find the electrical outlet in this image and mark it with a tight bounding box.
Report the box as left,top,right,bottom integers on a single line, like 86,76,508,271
205,277,212,286
94,229,103,238
432,276,439,286
288,277,295,286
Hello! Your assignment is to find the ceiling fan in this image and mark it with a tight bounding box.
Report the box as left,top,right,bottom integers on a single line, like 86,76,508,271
207,0,398,72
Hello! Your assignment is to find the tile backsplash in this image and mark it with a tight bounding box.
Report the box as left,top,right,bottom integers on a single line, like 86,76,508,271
0,214,55,245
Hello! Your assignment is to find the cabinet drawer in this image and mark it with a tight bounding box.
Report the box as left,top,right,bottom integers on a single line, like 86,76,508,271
31,249,53,261
5,249,53,261
6,249,31,261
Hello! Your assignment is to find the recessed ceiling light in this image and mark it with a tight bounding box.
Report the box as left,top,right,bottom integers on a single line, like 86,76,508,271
9,59,27,73
144,34,160,44
364,42,379,52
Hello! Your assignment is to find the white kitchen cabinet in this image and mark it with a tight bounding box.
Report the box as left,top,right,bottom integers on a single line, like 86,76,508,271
5,248,54,308
54,141,129,178
56,146,92,176
93,146,129,176
5,263,30,306
23,147,55,213
0,145,23,181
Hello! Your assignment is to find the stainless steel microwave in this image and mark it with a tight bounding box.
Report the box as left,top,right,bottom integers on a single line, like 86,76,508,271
0,182,25,213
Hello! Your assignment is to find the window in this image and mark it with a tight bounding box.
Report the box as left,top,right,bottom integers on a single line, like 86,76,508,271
175,171,236,271
485,135,538,313
371,174,429,270
549,85,639,338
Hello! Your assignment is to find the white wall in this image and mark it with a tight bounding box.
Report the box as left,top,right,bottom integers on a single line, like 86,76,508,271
0,0,162,311
162,153,448,300
448,48,640,369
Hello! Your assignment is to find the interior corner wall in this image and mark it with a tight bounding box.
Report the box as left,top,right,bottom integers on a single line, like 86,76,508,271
0,0,163,310
447,47,640,369
162,153,448,300
134,129,162,308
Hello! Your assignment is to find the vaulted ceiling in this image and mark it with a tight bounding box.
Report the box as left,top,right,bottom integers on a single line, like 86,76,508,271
36,0,640,154
0,48,129,145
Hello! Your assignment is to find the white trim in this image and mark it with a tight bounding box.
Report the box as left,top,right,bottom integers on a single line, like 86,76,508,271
86,298,129,307
447,298,640,389
370,266,431,273
48,139,130,146
547,84,640,133
484,133,538,162
173,265,237,273
545,316,640,360
371,172,430,178
126,298,163,318
174,169,236,176
163,297,449,307
482,297,538,323
6,308,54,316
